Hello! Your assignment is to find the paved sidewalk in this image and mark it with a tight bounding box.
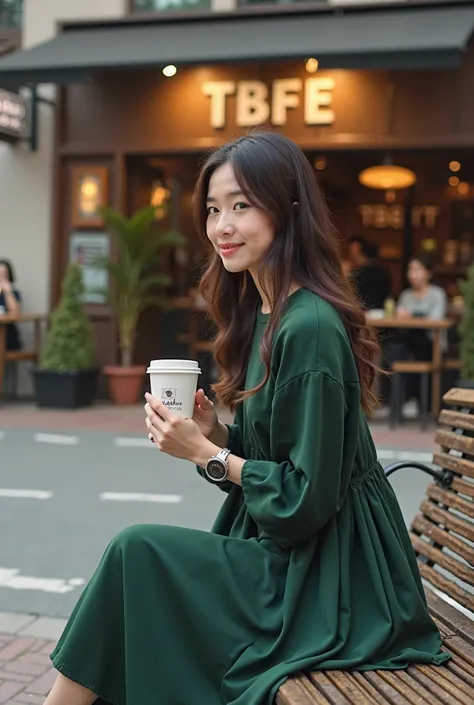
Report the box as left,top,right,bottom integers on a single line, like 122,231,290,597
0,401,438,451
0,613,66,704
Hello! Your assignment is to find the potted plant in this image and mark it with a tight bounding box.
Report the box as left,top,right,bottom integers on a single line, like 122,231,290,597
458,264,474,388
97,205,184,405
33,264,99,408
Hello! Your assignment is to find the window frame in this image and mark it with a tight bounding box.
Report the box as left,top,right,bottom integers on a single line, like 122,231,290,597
0,0,22,30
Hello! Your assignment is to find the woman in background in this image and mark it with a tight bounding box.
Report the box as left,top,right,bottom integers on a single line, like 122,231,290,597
0,259,22,351
394,253,447,362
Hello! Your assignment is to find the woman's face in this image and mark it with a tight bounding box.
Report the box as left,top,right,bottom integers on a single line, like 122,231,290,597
206,162,275,277
407,259,431,290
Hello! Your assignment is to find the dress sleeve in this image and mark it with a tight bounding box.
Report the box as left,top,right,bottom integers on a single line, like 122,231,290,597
241,371,358,547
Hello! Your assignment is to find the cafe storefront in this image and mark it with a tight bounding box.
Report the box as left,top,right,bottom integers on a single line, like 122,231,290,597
1,2,474,369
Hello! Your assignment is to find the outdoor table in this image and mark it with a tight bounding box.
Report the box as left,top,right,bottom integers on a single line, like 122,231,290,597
367,317,454,417
0,313,49,399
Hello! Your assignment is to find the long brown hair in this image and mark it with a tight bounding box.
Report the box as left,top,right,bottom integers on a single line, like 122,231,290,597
194,132,380,414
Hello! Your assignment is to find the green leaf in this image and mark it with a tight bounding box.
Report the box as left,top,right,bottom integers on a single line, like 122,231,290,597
96,205,186,363
40,264,94,371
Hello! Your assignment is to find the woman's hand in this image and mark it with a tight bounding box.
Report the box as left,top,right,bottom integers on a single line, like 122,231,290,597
193,389,218,439
0,278,11,293
144,392,215,463
396,307,411,320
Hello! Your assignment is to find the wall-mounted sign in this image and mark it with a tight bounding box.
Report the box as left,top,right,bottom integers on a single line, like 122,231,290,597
69,232,109,304
0,89,27,141
358,205,440,230
202,78,335,129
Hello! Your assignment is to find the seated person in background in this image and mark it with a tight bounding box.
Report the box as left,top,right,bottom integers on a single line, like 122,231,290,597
0,259,22,350
342,234,365,277
351,240,391,310
395,253,447,359
388,254,447,408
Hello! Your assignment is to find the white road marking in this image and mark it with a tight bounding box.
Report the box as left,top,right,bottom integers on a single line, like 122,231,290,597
114,437,153,448
0,489,52,499
0,431,5,440
377,450,433,463
34,433,78,446
0,568,84,594
99,492,182,504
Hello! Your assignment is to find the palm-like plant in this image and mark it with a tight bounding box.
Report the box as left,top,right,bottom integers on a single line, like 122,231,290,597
98,205,185,367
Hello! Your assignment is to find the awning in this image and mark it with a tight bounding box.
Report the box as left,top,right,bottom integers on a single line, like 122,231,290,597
0,3,474,85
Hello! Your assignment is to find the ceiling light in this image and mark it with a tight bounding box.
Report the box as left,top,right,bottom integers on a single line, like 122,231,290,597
359,164,416,190
314,157,326,170
449,160,461,172
305,58,319,74
449,176,460,187
458,182,469,195
163,65,177,78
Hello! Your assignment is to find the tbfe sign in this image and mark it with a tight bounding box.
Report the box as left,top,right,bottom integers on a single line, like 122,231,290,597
202,78,335,129
0,89,27,142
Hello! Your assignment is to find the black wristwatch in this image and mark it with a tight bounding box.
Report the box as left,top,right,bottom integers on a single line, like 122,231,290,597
204,448,231,483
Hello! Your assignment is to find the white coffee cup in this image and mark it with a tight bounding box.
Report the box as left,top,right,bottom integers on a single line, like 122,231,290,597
146,359,201,418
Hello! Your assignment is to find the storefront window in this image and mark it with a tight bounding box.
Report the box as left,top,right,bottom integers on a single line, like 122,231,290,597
131,0,211,12
0,0,22,28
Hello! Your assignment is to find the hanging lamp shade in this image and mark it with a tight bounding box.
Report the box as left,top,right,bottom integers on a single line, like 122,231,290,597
359,164,416,190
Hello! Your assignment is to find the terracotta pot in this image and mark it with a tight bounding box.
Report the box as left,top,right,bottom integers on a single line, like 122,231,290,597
103,365,146,405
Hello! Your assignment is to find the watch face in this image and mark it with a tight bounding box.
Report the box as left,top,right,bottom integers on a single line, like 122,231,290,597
206,459,226,481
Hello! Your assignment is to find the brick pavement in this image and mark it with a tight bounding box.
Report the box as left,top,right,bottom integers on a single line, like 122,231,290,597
0,633,56,704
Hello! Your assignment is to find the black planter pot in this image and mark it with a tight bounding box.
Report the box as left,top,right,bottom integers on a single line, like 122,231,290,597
33,367,99,409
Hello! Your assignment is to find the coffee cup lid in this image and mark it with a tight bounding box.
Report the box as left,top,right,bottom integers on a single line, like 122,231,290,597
147,359,201,374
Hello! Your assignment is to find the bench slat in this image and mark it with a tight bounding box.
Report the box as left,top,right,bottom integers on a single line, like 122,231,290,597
309,672,352,704
446,660,474,689
426,484,474,521
432,452,474,481
450,476,474,500
435,430,474,458
324,671,379,704
362,671,414,704
351,672,404,704
406,665,463,705
444,636,474,669
420,500,474,544
411,534,474,587
428,662,474,699
447,655,474,682
425,590,474,646
277,675,329,705
375,670,434,705
394,668,447,705
438,409,474,433
443,388,474,409
411,516,474,566
418,563,474,612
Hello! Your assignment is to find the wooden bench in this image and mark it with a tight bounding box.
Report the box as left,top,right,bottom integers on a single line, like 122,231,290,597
278,386,474,704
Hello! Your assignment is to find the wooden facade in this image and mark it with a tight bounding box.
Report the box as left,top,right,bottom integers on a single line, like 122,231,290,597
52,44,474,367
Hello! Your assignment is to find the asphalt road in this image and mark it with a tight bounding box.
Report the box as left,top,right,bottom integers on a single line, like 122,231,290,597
0,427,434,618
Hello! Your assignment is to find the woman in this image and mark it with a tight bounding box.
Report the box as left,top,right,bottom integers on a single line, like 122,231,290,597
45,134,448,705
0,259,22,350
395,253,447,360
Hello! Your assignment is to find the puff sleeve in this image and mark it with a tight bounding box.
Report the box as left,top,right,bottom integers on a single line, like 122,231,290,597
241,371,358,546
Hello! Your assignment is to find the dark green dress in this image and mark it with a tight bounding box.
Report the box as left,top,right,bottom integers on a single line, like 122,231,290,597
51,288,448,705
